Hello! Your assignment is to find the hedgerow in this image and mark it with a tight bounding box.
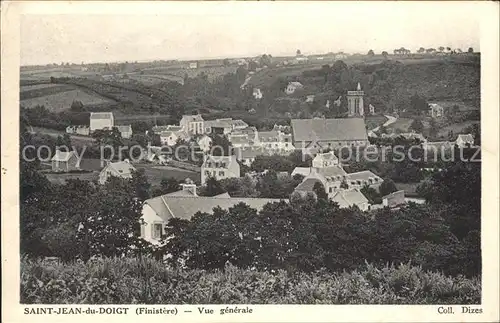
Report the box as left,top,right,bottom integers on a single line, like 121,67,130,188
21,257,480,304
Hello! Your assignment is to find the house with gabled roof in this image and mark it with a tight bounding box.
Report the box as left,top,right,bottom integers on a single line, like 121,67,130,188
98,160,136,184
116,125,133,139
201,155,240,185
331,189,370,211
140,195,282,244
51,150,80,172
285,82,304,95
455,134,474,147
90,112,114,132
180,114,204,135
291,118,369,152
312,151,339,168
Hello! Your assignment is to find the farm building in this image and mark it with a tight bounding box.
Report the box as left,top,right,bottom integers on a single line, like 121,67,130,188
116,125,133,139
90,112,114,132
140,194,281,245
201,155,240,185
98,160,136,185
51,150,80,172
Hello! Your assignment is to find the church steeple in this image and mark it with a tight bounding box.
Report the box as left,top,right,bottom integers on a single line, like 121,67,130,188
357,82,361,91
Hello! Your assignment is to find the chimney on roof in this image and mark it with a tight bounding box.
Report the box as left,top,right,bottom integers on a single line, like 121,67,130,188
181,179,197,196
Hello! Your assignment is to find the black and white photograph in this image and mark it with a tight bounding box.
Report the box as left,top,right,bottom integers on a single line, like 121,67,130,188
2,1,499,322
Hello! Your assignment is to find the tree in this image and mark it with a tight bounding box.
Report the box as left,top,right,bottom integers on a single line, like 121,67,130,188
209,134,231,156
220,176,259,198
201,177,226,197
130,168,151,201
340,180,349,189
70,100,85,112
153,177,181,196
381,51,389,59
417,47,425,54
379,178,397,197
410,118,424,133
360,184,382,204
223,58,230,66
296,49,301,56
429,118,439,139
438,46,445,52
468,47,474,53
313,182,328,201
367,49,375,57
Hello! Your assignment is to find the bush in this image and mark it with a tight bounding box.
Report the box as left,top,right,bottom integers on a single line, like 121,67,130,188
20,257,480,304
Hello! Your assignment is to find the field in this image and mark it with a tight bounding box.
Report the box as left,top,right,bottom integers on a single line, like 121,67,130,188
437,120,479,138
44,171,99,185
21,257,480,304
21,89,115,112
20,83,62,91
137,163,201,185
142,65,238,81
386,118,414,132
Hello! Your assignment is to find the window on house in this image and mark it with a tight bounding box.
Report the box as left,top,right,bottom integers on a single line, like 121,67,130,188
140,224,145,238
152,223,163,240
219,171,225,177
205,170,210,176
329,187,332,193
212,171,216,176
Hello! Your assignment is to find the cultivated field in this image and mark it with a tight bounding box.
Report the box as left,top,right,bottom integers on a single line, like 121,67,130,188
44,171,99,185
137,163,201,185
20,89,115,111
20,83,62,91
437,120,479,138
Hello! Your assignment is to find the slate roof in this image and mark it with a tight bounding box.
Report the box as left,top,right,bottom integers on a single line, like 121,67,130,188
345,170,381,184
291,167,311,177
318,166,348,178
259,131,280,142
90,112,113,120
294,178,322,192
203,155,238,168
230,136,251,145
182,114,204,122
51,150,76,162
457,134,474,142
291,118,368,143
314,151,338,162
145,196,283,221
116,125,132,132
331,189,369,208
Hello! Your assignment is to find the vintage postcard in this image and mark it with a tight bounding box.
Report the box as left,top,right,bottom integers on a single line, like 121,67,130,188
1,1,499,322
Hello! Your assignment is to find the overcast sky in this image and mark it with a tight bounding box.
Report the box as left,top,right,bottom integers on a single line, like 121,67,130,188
20,2,481,66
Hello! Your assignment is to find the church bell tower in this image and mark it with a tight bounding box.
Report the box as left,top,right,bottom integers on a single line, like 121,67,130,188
347,83,364,117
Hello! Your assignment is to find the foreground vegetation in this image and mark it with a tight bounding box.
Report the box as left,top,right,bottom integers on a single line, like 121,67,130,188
21,257,480,304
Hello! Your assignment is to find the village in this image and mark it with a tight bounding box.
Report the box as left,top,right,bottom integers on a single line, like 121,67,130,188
40,81,478,246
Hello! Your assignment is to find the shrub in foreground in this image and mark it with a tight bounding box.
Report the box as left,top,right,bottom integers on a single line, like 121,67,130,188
21,257,480,304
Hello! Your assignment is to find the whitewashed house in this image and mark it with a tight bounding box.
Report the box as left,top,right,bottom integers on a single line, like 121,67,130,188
455,134,475,147
285,82,304,95
180,114,204,135
98,160,136,185
116,125,133,139
90,112,114,132
201,155,241,185
51,150,80,172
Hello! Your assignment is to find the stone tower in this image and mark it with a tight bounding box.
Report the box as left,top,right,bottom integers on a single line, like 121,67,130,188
347,83,364,117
